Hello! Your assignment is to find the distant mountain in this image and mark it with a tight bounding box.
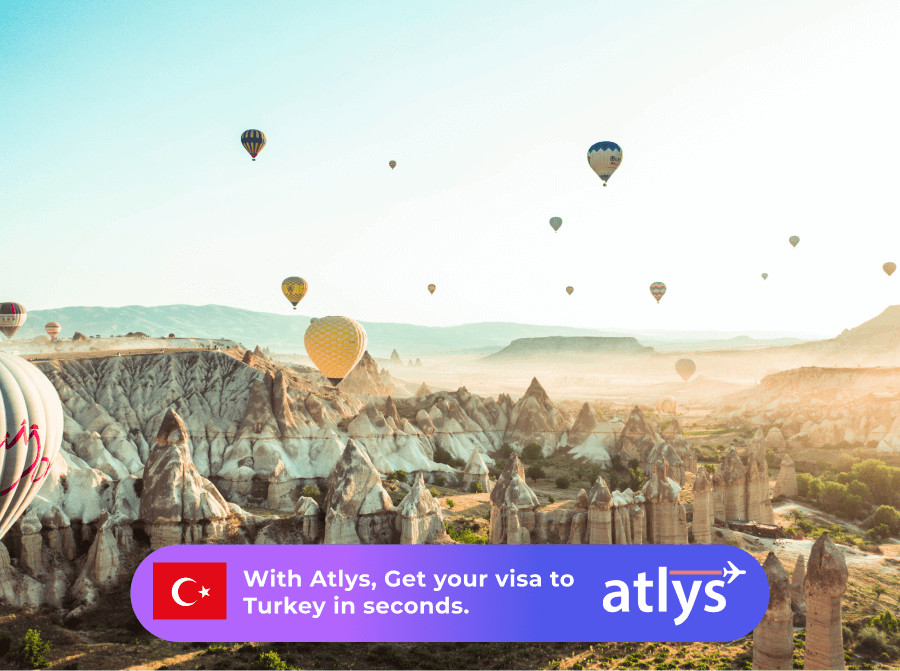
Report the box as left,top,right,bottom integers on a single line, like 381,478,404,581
10,304,820,358
485,336,652,361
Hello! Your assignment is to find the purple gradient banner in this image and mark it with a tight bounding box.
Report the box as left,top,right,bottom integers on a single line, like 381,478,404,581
131,544,768,642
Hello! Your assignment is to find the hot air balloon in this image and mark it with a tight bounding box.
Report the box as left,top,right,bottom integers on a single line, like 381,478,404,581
657,395,677,414
761,273,768,280
675,358,696,382
389,160,396,169
281,277,308,310
304,316,367,387
789,236,799,248
549,217,562,232
45,322,61,340
566,286,574,295
587,141,622,186
241,130,266,161
427,284,436,295
0,303,26,340
883,262,896,277
0,352,64,539
310,318,318,323
650,282,666,304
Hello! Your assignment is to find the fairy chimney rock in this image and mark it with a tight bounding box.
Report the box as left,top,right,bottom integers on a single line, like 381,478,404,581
753,552,794,670
803,533,849,670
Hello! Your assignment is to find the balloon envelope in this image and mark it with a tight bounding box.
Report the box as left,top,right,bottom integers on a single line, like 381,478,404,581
0,352,64,538
241,129,266,160
549,217,562,232
389,160,396,169
304,316,368,386
566,286,574,295
883,262,896,277
0,303,26,340
281,277,308,310
587,141,622,185
427,284,436,295
649,282,666,303
761,273,768,280
789,236,799,248
675,358,696,382
657,395,677,414
45,322,61,339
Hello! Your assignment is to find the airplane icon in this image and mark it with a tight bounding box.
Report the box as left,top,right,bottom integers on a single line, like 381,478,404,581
722,561,746,584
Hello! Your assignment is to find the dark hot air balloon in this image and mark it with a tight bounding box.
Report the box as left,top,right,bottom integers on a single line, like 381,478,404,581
389,160,396,169
241,130,266,161
566,286,574,295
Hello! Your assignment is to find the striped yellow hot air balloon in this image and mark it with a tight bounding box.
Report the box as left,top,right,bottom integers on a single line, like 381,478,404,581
304,316,368,387
566,286,574,295
241,130,266,161
281,277,308,310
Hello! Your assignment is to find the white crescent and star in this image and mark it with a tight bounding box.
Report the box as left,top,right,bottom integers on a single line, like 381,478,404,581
171,577,211,607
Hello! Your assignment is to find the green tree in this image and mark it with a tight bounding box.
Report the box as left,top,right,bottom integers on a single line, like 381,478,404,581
611,455,623,471
497,443,514,461
629,467,646,491
11,630,51,670
525,465,545,481
848,480,872,501
522,443,543,462
870,505,900,534
555,476,571,490
468,481,485,494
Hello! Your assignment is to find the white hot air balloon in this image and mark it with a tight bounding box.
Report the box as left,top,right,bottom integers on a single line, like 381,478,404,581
0,352,64,538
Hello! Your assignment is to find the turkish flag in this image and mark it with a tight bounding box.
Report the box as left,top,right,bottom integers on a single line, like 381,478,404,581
153,562,227,620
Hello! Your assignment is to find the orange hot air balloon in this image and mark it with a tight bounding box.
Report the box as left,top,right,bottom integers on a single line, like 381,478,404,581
883,262,896,277
427,284,436,294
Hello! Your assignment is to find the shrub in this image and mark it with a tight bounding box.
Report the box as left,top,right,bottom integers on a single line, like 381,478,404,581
11,629,51,669
628,458,639,470
433,474,446,487
855,626,896,658
521,443,543,462
433,446,465,469
629,467,646,490
870,505,900,534
765,450,777,471
429,487,440,498
548,495,556,504
301,485,320,499
0,632,10,657
868,524,892,542
554,476,571,489
446,499,455,509
611,455,623,471
609,472,620,491
468,481,485,494
704,463,716,475
250,650,296,670
525,465,545,481
445,522,487,544
391,470,408,483
872,610,900,635
497,443,515,461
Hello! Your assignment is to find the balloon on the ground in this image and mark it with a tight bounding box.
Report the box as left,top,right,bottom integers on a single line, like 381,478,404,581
676,358,696,382
549,217,562,232
304,316,368,387
427,284,436,295
566,286,574,295
650,282,666,304
761,273,768,280
587,141,622,186
789,236,799,248
0,303,26,340
0,352,64,539
883,262,896,277
389,160,396,169
241,130,266,161
657,395,677,414
281,277,308,310
45,322,61,339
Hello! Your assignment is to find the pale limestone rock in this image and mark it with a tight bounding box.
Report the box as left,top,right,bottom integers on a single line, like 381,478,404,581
803,533,848,670
661,419,697,473
7,509,44,576
692,468,712,544
323,439,398,544
713,470,726,523
0,542,44,609
791,554,807,621
489,454,539,544
766,427,786,452
721,447,747,522
773,455,797,501
397,473,445,544
503,378,570,455
753,552,794,670
587,475,612,544
461,447,492,493
746,459,766,522
641,460,688,544
140,408,230,550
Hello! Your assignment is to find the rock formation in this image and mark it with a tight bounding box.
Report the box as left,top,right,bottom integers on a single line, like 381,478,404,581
766,427,787,452
618,406,660,464
397,473,445,544
803,533,849,670
340,351,395,396
489,454,539,544
791,553,807,626
461,447,492,492
661,418,697,473
691,467,712,544
415,358,423,368
587,475,612,544
415,383,432,396
390,349,402,366
72,332,88,341
720,447,747,521
503,378,571,455
753,552,794,670
564,402,614,466
139,409,230,550
773,455,797,498
641,460,688,544
322,439,398,544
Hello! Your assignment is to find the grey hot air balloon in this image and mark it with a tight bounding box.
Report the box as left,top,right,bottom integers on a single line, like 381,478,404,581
549,217,562,232
761,273,768,280
789,236,800,248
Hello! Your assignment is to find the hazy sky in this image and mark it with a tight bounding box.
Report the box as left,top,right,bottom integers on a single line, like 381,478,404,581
3,0,898,338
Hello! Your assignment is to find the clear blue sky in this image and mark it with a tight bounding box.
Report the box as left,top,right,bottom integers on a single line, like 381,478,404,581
3,0,898,338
